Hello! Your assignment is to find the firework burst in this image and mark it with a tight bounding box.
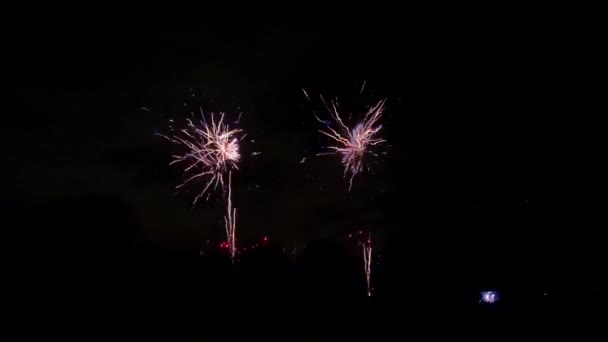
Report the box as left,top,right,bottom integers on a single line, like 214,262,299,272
157,109,243,205
314,95,387,190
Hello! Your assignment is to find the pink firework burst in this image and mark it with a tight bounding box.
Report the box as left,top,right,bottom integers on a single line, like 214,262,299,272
158,109,243,205
315,95,387,190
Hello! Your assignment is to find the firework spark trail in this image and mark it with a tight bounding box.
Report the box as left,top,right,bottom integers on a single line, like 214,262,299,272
315,96,387,190
224,172,237,261
363,233,373,297
301,88,310,101
157,109,243,205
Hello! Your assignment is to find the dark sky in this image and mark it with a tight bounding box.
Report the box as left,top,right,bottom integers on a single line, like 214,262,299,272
6,7,596,282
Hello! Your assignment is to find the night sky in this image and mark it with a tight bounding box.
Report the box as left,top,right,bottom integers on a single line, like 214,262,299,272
5,8,598,306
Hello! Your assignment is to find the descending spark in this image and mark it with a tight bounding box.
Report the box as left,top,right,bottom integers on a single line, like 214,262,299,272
363,233,373,297
157,109,243,205
224,172,237,261
360,80,367,94
251,152,261,156
299,157,306,164
316,96,387,190
302,88,310,101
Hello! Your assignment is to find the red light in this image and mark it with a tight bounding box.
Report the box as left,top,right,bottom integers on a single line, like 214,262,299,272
367,240,371,244
348,234,352,238
358,230,362,234
263,236,268,242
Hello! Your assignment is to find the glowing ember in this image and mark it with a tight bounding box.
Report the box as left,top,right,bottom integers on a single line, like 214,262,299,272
480,291,499,304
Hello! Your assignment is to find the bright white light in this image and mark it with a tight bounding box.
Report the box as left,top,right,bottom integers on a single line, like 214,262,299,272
480,291,499,304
